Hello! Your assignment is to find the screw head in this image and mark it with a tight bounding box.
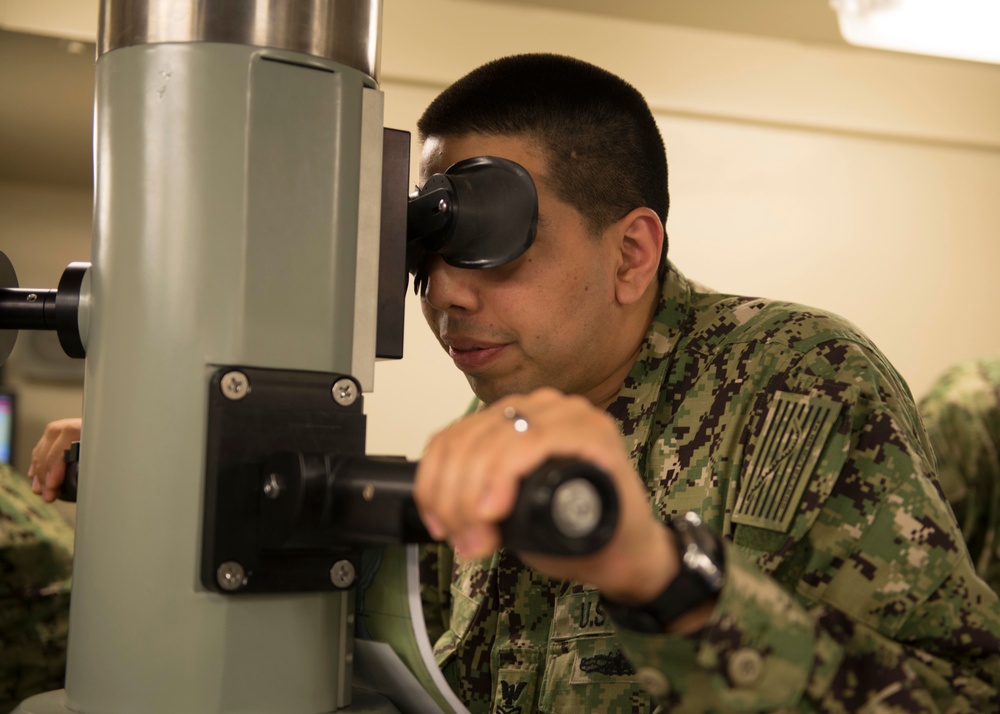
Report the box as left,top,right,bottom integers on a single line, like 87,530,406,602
263,473,283,499
217,561,248,591
330,559,357,588
331,378,358,406
221,371,250,401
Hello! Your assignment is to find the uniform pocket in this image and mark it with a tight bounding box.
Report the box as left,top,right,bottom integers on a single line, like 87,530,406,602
539,590,654,713
434,582,485,668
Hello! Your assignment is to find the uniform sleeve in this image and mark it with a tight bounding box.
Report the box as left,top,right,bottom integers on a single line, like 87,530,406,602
613,339,1000,712
918,361,1000,591
0,464,74,710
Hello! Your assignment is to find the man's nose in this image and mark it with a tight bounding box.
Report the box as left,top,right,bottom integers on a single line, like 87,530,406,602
421,255,481,314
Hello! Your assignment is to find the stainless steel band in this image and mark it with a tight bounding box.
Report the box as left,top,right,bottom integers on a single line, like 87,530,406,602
98,0,382,80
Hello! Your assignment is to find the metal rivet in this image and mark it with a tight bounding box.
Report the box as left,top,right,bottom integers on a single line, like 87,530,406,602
26,293,38,303
332,378,358,406
437,198,449,214
728,648,764,688
263,473,283,499
217,561,248,591
330,559,357,588
362,483,375,501
221,371,250,401
635,666,670,698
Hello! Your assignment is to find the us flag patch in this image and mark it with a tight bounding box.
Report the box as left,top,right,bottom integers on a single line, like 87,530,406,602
733,391,842,532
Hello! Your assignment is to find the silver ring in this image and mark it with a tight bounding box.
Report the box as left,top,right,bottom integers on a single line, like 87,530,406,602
502,406,530,433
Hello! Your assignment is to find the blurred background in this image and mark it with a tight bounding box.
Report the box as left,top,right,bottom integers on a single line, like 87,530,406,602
1,0,998,488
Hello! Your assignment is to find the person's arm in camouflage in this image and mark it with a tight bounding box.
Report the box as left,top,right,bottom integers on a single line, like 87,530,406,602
28,418,81,503
613,338,1000,711
918,358,1000,591
0,463,74,709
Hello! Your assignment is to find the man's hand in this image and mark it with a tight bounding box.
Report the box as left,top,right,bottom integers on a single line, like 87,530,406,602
28,418,82,503
414,388,678,606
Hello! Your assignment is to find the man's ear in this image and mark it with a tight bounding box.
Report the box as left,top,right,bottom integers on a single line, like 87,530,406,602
613,207,663,306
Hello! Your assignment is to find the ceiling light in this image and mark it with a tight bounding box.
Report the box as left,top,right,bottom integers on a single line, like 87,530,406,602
830,0,1000,64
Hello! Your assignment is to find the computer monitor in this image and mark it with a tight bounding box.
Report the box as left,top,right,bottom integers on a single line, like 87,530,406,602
0,389,15,465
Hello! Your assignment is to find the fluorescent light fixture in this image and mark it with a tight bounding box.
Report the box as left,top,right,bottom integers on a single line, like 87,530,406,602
830,0,1000,64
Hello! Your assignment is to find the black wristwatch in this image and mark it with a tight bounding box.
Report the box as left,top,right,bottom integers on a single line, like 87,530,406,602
601,511,725,633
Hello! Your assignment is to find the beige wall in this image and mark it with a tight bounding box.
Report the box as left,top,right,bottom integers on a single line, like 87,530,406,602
3,0,1000,466
0,181,90,475
373,0,1000,457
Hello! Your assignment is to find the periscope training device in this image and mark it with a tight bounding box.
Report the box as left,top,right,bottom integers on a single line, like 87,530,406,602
0,2,617,712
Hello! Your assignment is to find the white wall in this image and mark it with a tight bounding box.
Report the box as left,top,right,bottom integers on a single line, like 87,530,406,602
3,0,1000,466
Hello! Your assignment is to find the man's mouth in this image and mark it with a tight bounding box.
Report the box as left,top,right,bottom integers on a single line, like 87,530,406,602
445,341,509,371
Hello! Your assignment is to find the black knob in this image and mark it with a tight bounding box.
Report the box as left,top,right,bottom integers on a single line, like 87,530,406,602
500,459,618,556
58,441,81,503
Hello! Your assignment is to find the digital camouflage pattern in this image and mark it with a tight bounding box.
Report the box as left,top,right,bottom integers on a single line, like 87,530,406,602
0,463,74,711
919,356,1000,595
420,262,1000,713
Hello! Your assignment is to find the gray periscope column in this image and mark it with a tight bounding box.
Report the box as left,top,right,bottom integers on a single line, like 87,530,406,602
38,1,387,712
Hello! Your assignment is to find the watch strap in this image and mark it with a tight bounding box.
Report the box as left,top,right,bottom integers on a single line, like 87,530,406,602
601,512,724,633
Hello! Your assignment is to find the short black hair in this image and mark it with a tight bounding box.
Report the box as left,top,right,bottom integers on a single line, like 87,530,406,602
418,53,669,262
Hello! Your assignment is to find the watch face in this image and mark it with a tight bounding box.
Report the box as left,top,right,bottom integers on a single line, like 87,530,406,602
677,512,725,592
602,512,726,633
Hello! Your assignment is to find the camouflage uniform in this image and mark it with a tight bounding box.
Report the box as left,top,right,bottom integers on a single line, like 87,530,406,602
0,464,74,711
421,262,1000,713
919,356,1000,595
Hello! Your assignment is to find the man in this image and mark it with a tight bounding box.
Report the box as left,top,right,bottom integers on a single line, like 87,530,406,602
411,54,1000,712
25,53,1000,713
919,356,1000,594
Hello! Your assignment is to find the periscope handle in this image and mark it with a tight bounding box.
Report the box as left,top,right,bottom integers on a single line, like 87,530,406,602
499,458,619,556
57,441,80,503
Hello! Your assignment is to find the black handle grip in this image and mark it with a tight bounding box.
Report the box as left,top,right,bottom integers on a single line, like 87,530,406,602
58,441,80,503
499,458,618,556
262,454,619,557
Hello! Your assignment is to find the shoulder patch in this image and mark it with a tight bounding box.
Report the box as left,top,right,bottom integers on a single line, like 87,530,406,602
733,391,842,532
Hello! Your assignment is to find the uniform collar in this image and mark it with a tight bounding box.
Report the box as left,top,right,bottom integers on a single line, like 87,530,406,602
607,261,695,468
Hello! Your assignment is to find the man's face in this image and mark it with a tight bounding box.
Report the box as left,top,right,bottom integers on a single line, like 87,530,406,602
418,133,634,406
